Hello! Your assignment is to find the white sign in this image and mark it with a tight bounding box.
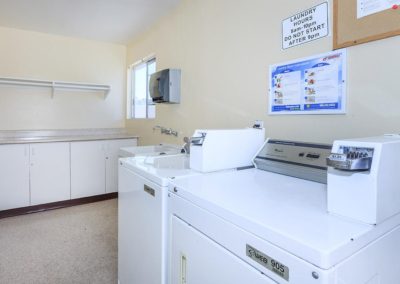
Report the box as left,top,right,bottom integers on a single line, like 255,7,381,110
357,0,398,18
282,2,329,50
269,49,347,115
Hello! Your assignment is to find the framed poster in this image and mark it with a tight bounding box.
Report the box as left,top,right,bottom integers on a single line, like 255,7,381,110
269,49,347,115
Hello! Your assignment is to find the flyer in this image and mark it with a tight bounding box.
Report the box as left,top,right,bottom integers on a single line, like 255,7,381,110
269,49,347,115
357,0,398,19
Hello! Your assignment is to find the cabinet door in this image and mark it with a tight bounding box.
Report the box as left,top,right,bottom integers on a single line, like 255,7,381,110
30,142,71,205
71,141,105,199
0,144,30,210
105,138,137,193
171,216,277,284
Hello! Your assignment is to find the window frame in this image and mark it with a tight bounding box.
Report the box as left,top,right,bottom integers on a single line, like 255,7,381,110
127,55,156,119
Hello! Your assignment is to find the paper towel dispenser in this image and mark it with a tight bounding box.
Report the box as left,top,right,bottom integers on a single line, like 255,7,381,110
149,69,181,103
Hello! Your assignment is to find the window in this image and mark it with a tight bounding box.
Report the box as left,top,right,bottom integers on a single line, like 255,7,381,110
127,57,156,119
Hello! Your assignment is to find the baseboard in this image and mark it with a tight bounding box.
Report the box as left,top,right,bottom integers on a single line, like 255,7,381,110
0,192,118,219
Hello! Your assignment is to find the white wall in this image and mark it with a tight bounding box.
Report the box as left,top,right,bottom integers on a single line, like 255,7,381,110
0,27,126,130
126,0,400,145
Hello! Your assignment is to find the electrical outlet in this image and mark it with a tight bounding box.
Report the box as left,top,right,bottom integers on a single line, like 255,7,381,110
253,120,264,129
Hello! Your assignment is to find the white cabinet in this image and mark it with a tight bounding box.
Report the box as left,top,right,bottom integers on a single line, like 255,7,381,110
106,138,137,193
0,144,30,210
71,140,106,199
30,142,70,205
0,137,137,211
171,216,276,284
71,138,137,198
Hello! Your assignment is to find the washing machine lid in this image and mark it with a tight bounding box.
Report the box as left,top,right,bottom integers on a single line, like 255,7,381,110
169,168,399,269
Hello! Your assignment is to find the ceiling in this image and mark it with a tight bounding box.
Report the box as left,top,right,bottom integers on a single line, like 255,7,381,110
0,0,180,44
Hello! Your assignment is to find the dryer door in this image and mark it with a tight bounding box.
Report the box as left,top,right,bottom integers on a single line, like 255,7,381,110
171,216,277,284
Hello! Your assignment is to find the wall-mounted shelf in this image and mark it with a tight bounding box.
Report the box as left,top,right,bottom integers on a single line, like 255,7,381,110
0,77,111,99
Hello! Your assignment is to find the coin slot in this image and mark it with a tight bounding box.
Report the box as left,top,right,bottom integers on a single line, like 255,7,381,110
144,185,155,197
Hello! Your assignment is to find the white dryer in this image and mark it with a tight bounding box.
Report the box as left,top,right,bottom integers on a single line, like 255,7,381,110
168,139,400,284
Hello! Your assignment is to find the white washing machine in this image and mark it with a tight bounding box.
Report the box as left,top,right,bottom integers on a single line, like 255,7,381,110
168,139,400,284
118,154,199,284
118,128,266,284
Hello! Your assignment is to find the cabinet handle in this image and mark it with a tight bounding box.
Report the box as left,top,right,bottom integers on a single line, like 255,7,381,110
180,253,187,284
31,147,35,156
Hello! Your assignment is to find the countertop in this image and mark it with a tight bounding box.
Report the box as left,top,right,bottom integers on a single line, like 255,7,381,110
0,129,139,145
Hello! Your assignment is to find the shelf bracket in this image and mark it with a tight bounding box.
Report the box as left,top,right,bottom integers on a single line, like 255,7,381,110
51,81,56,98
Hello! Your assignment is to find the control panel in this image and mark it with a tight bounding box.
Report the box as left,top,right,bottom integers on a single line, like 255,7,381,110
190,132,206,146
190,128,265,172
327,135,400,224
326,146,374,171
253,139,332,184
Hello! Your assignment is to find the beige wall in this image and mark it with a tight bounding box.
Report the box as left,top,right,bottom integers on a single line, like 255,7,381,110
0,27,126,130
126,0,400,146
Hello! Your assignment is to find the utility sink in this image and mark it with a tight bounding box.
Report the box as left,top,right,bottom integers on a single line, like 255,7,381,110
119,144,182,158
121,153,197,186
144,154,190,169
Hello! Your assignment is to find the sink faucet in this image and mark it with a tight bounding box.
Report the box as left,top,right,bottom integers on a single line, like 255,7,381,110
163,128,178,137
153,125,178,137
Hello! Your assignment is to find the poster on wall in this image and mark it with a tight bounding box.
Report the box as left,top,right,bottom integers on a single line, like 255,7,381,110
282,2,329,50
357,0,398,19
269,49,347,115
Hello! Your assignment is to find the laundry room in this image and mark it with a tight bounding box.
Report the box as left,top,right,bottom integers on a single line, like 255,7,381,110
1,0,400,283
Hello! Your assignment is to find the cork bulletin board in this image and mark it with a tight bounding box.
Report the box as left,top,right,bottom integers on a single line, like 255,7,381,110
333,0,400,49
